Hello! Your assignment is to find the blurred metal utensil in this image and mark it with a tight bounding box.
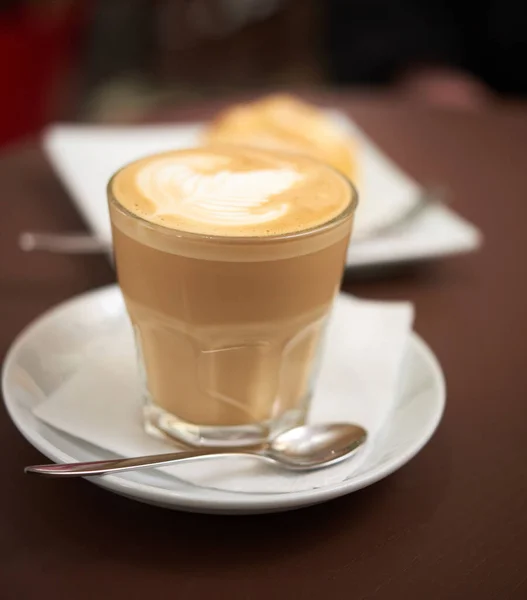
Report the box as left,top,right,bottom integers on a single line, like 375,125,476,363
18,186,448,254
351,185,448,242
19,232,109,254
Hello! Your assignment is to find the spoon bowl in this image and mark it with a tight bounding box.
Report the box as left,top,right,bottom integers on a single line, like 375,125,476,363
267,423,367,469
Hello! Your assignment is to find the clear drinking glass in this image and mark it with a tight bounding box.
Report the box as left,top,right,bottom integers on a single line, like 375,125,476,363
108,152,357,447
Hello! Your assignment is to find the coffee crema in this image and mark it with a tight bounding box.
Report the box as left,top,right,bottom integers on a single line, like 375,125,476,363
110,145,350,237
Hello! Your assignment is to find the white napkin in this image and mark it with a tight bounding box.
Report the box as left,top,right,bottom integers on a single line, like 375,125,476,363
33,294,413,494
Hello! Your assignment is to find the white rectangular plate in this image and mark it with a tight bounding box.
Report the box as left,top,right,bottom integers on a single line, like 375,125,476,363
42,115,482,268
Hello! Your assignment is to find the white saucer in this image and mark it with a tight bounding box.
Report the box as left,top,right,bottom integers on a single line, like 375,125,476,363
2,286,445,514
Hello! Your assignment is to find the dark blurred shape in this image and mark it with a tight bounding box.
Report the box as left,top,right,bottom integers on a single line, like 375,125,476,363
326,0,527,104
0,1,85,146
79,0,322,121
3,0,527,146
152,0,319,90
82,0,154,92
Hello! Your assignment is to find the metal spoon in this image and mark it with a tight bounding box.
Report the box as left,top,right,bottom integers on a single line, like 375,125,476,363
18,232,109,254
25,423,367,478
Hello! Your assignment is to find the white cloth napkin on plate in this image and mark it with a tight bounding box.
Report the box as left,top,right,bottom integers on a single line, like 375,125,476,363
33,294,413,494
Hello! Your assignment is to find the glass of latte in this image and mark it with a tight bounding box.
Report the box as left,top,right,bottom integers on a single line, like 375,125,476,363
108,145,357,447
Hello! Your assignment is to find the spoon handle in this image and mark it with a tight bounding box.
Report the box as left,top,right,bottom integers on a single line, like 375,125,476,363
19,232,109,254
25,448,259,478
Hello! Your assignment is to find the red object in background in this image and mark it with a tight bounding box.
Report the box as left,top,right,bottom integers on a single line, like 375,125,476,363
0,3,84,147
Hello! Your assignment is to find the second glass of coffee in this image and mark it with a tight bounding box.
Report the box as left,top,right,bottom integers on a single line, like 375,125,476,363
108,144,357,446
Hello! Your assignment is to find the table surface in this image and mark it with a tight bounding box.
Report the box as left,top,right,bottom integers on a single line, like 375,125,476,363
1,95,526,599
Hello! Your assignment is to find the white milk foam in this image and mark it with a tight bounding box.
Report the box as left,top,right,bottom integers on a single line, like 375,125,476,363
136,155,303,226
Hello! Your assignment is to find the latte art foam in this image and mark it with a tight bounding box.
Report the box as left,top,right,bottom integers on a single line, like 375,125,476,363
111,145,351,236
136,159,302,226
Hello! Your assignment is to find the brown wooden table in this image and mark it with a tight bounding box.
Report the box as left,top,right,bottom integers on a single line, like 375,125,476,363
1,96,527,599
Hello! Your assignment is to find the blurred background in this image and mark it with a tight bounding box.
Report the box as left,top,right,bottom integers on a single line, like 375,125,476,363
2,0,527,147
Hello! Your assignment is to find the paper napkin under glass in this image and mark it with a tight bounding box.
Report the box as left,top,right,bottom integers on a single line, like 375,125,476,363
33,294,413,494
